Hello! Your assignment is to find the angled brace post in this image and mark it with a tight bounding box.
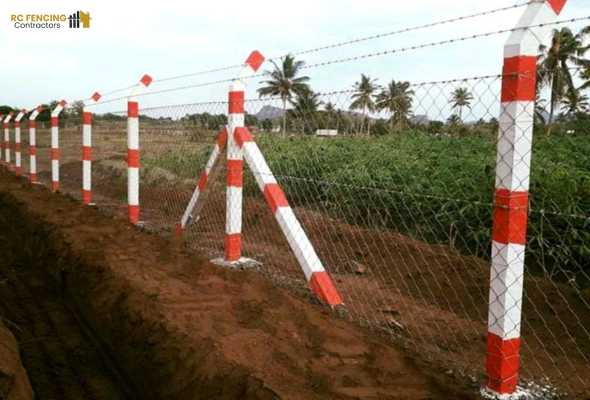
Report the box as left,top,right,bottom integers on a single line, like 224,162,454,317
234,127,343,307
176,126,228,235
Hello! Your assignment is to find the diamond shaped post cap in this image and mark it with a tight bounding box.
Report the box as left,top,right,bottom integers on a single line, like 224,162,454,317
245,51,265,72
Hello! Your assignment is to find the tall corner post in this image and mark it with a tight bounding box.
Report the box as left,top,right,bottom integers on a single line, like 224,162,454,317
127,75,153,224
486,0,568,396
224,50,265,262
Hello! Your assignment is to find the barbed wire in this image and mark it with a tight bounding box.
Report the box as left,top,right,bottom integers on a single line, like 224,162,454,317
302,16,590,70
146,2,531,85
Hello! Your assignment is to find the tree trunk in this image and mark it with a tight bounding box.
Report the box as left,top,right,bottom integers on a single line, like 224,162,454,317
282,99,287,137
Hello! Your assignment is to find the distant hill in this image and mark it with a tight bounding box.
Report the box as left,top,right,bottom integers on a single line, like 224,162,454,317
410,115,430,125
255,105,285,121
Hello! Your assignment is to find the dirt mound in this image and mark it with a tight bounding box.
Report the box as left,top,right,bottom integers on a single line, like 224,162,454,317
0,323,33,400
0,170,478,400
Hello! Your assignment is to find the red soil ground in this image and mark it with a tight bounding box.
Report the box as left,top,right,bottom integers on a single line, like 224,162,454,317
0,169,480,400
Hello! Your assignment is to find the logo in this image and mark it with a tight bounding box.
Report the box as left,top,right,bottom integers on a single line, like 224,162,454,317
10,11,91,29
68,11,91,28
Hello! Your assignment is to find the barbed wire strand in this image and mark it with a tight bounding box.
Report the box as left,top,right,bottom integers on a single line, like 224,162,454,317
87,17,590,108
149,2,531,84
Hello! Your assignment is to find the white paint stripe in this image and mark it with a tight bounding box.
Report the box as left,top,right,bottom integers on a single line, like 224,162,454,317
128,167,139,205
226,186,243,234
488,241,525,340
127,117,139,149
83,124,91,147
15,153,21,168
496,101,534,192
275,207,325,280
204,145,220,175
504,2,557,58
4,129,9,163
83,161,91,190
52,160,59,182
30,157,36,174
29,128,36,147
51,127,59,148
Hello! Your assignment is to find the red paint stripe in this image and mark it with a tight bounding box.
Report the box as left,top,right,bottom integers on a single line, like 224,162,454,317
92,92,101,102
51,149,60,160
227,160,243,187
128,205,140,224
501,56,537,103
128,102,139,118
15,167,21,177
544,0,567,14
2,123,7,129
224,233,242,262
197,172,208,191
263,183,289,214
52,181,59,192
83,146,92,161
82,190,91,205
245,51,265,72
492,189,528,245
29,121,36,129
217,127,228,149
51,117,58,127
29,173,37,183
15,122,20,128
486,332,521,394
29,146,37,156
59,100,67,107
15,143,21,152
36,105,43,112
234,127,254,148
128,149,140,168
309,272,343,306
175,222,183,236
83,112,92,125
228,91,244,114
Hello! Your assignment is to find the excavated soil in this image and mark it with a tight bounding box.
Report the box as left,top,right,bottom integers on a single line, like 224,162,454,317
0,169,478,400
0,323,33,400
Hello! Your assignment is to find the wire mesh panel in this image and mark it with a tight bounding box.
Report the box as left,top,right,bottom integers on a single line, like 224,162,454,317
137,102,228,240
92,114,128,217
58,123,83,201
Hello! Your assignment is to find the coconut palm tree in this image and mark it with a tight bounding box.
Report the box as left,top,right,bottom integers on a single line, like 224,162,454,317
258,54,310,136
376,80,414,131
449,88,473,122
538,26,590,125
349,74,378,136
561,89,589,116
446,114,461,126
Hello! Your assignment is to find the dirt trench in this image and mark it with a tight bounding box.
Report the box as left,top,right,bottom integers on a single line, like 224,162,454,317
0,170,477,400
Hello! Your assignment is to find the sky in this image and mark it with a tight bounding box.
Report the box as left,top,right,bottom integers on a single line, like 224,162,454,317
1,0,589,120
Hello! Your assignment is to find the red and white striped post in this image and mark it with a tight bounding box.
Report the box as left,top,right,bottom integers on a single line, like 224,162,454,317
486,0,567,396
51,100,67,192
127,75,153,224
234,127,342,306
82,92,101,205
3,112,14,169
176,126,228,235
28,106,43,183
225,51,265,262
14,109,26,177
